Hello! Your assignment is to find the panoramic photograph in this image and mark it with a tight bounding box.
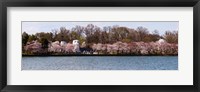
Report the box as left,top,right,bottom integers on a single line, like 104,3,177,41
22,21,178,70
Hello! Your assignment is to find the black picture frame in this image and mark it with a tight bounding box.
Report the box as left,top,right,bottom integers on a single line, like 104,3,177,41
0,0,199,92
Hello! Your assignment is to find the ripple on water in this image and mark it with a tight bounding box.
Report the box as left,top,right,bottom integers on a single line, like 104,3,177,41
22,56,178,70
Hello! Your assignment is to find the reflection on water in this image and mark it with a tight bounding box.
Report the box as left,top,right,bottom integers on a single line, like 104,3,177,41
22,56,178,70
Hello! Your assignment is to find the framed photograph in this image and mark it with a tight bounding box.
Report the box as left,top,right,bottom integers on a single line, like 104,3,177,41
0,0,199,92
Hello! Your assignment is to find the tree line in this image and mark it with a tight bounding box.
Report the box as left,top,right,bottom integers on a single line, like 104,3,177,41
22,24,178,47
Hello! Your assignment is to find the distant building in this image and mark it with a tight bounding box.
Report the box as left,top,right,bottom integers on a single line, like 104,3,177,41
72,40,80,52
157,39,166,44
60,41,67,47
73,40,79,45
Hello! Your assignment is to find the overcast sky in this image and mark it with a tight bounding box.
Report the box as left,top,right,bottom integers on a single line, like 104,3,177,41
22,21,178,35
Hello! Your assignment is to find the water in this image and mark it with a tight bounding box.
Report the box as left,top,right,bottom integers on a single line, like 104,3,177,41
22,56,178,70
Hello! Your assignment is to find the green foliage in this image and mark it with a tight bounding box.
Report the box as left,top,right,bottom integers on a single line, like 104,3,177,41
36,32,53,41
143,36,152,42
122,38,132,43
78,36,86,44
22,32,29,45
163,31,178,43
28,35,37,42
70,31,79,40
40,38,49,49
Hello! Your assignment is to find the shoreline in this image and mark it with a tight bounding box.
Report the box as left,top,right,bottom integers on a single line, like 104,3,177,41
22,54,178,57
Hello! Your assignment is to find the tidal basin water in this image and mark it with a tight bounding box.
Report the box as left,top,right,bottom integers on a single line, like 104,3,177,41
22,56,178,70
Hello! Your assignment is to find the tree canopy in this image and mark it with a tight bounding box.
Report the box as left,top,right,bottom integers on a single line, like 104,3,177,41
22,24,178,47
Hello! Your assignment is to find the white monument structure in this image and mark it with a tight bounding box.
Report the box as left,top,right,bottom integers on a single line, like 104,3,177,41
157,39,166,44
60,41,67,47
72,40,80,52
